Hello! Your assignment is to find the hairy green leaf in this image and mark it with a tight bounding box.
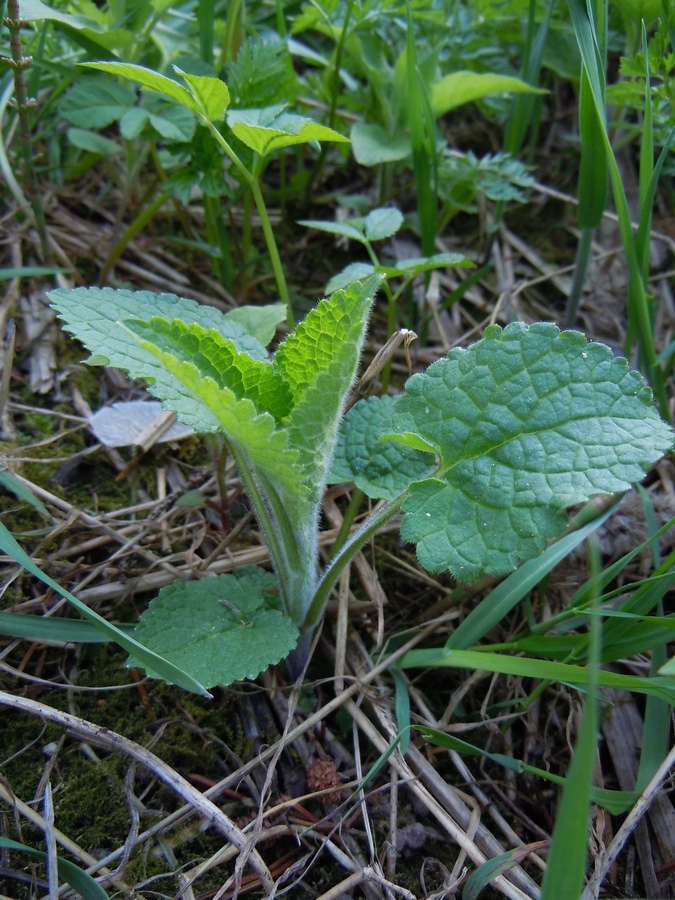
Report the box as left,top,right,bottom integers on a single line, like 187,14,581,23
120,323,300,494
126,318,292,420
227,106,349,156
129,570,298,687
329,396,434,500
385,322,674,581
48,286,268,364
275,276,382,500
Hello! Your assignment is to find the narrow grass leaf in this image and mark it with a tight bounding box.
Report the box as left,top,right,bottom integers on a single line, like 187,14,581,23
389,665,411,754
540,542,601,899
0,468,53,519
418,727,637,815
0,522,209,696
463,843,550,900
398,647,675,703
0,612,135,643
0,838,108,900
445,500,617,650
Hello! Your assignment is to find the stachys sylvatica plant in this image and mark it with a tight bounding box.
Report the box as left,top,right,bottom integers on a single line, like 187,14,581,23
35,275,674,691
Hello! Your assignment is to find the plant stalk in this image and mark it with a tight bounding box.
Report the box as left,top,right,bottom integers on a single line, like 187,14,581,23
2,0,51,263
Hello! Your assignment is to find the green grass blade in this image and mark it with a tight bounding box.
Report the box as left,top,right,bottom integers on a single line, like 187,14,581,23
567,0,668,416
197,0,215,65
405,1,437,257
0,837,108,900
445,499,618,650
390,665,411,753
398,647,675,703
638,22,654,281
540,541,601,899
504,0,553,155
0,522,210,696
0,469,53,520
0,611,136,643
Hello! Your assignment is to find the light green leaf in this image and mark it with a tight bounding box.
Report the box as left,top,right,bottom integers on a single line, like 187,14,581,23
48,286,268,366
0,838,108,900
380,251,474,278
326,262,376,294
126,318,292,420
67,128,122,156
80,62,199,115
329,396,434,500
224,303,286,347
227,106,349,156
298,218,365,243
430,71,546,118
384,323,674,581
274,276,382,500
60,79,135,129
0,469,53,520
364,207,404,241
174,67,230,121
129,570,298,687
121,321,300,494
350,121,411,166
19,0,97,26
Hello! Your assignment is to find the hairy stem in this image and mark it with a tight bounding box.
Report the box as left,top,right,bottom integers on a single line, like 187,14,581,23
2,0,51,262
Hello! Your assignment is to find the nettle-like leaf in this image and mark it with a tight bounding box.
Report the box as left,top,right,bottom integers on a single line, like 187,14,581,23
49,287,268,363
129,569,298,687
127,318,293,419
119,320,301,495
326,263,376,294
384,323,674,582
226,34,296,108
227,105,349,156
330,396,434,500
275,275,382,501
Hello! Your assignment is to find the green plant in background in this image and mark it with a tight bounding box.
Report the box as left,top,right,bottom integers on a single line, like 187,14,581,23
565,0,675,424
71,60,348,327
0,277,666,690
299,204,474,380
291,0,544,253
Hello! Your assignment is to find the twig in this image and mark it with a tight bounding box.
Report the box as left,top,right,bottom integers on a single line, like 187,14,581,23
43,782,58,900
581,741,675,900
